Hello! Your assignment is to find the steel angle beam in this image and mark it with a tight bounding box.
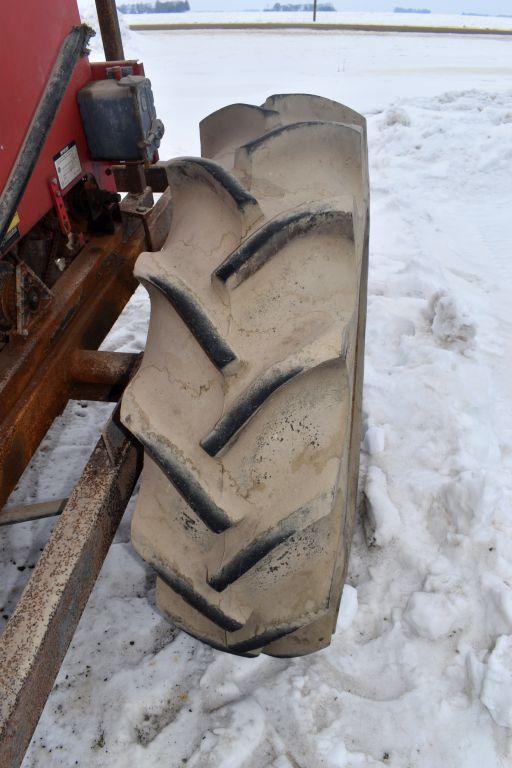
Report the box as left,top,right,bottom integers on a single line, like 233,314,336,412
0,409,142,768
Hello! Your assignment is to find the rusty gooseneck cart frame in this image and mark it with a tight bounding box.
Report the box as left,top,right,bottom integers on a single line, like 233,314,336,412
0,1,171,765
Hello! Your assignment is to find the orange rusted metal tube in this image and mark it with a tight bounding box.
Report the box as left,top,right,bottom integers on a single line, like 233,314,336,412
95,0,125,60
0,190,171,513
0,224,140,511
70,349,140,401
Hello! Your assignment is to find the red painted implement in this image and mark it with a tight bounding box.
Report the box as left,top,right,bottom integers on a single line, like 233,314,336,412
0,2,170,764
0,0,115,245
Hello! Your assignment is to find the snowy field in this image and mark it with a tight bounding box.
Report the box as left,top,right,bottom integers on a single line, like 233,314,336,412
121,9,512,30
3,9,512,767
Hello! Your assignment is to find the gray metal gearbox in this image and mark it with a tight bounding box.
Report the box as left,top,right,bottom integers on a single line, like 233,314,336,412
77,75,164,162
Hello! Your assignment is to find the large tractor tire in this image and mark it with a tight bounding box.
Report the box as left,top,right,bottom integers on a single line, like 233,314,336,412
121,94,369,657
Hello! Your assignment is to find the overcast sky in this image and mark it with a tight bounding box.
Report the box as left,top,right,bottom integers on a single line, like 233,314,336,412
191,0,511,13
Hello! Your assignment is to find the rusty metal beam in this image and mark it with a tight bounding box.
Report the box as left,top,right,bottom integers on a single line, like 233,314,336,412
0,225,139,511
95,0,125,61
113,162,172,193
0,410,142,768
0,498,68,526
121,187,172,251
0,190,171,514
70,349,140,401
0,186,169,766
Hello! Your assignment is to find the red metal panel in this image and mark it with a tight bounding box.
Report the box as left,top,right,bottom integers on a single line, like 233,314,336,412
0,0,113,242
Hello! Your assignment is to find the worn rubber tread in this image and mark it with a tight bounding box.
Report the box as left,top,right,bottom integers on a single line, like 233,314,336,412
261,93,366,131
139,273,237,371
208,492,331,591
153,564,244,632
121,93,369,657
168,156,262,220
200,104,281,162
201,336,348,458
130,427,233,533
201,364,301,457
214,203,353,287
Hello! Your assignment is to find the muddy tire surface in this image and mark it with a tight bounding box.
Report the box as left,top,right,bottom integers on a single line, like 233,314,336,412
121,94,369,657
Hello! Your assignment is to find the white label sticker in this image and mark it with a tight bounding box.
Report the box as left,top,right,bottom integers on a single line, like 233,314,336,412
53,142,82,190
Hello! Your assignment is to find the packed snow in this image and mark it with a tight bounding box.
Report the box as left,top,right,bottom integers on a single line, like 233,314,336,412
2,9,512,767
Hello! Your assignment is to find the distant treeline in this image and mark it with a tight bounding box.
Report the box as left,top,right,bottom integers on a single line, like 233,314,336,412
462,11,512,17
118,1,190,12
265,3,336,11
394,6,431,12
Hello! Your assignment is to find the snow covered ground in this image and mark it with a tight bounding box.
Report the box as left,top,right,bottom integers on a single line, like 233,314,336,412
120,9,512,30
3,9,512,767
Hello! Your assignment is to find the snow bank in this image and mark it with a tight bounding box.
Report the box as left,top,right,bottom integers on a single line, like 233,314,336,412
481,635,512,728
426,290,476,350
363,465,401,546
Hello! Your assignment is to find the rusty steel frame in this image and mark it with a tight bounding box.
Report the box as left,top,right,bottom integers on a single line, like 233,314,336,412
0,497,69,526
0,409,143,767
0,2,167,759
0,188,171,767
113,161,176,194
0,190,170,514
95,0,125,61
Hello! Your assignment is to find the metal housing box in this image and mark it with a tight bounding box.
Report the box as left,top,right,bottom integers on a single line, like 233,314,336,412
77,75,164,162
